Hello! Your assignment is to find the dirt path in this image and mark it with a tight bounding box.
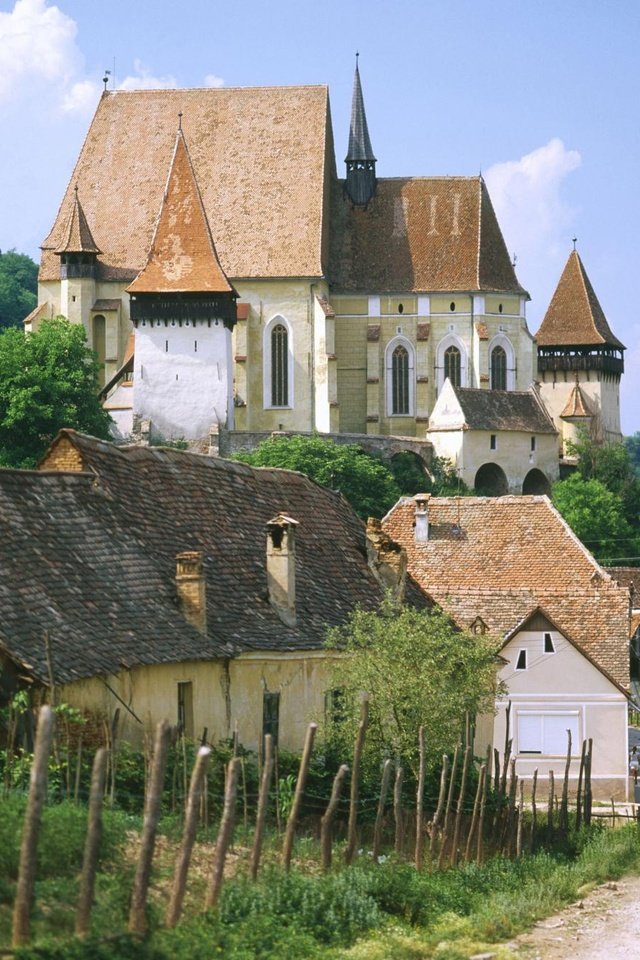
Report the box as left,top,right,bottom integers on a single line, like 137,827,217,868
512,874,640,960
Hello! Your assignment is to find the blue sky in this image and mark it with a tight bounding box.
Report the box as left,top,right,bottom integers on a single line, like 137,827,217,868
1,0,639,431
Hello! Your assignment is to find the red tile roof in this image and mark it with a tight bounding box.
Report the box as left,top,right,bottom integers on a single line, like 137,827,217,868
560,381,593,419
54,186,100,255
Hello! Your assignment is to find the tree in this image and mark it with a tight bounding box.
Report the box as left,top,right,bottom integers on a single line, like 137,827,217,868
325,599,499,773
0,250,38,330
0,318,112,468
234,434,401,519
389,451,470,497
552,472,639,564
625,433,640,478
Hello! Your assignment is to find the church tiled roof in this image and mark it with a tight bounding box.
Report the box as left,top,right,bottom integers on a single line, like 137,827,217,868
40,86,336,283
54,186,101,255
430,385,556,433
535,250,625,349
330,177,526,294
0,431,428,685
383,496,630,688
346,62,376,163
560,381,593,419
127,129,235,295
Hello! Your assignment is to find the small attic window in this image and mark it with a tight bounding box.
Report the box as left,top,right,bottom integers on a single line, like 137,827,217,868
398,303,404,314
531,436,536,452
490,434,497,450
498,303,503,313
449,301,456,312
516,649,527,671
544,632,555,654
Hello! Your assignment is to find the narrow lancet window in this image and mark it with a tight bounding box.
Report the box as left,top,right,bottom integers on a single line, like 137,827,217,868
271,323,288,406
392,344,410,414
491,345,507,390
444,345,461,387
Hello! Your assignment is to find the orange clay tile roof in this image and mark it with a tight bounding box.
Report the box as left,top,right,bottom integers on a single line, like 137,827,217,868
54,186,100,255
330,177,527,294
127,130,235,295
560,381,593,419
22,301,54,326
40,86,335,283
535,250,625,349
382,496,630,688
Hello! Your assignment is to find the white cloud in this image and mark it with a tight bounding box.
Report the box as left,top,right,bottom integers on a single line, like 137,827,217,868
0,0,81,103
61,78,100,114
118,59,177,91
204,73,224,88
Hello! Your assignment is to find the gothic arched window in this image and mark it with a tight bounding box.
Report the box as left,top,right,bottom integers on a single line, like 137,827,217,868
491,345,507,390
392,344,410,415
444,345,461,387
271,323,289,407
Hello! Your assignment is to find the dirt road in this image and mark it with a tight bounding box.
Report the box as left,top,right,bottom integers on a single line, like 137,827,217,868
513,874,640,960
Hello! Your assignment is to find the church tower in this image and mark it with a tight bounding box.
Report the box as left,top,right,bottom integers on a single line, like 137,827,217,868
54,185,100,331
535,249,624,449
344,56,377,206
127,122,237,442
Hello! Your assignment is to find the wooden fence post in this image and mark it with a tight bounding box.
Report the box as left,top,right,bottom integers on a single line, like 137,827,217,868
394,764,404,857
429,754,449,862
559,729,572,835
129,720,172,935
250,735,274,881
415,726,426,871
451,745,471,866
584,739,593,827
464,762,485,862
516,779,524,858
205,757,241,910
372,759,393,864
165,746,211,927
12,705,55,948
282,723,317,871
530,769,538,852
438,743,460,869
345,697,369,866
546,769,555,843
75,747,108,937
320,763,349,871
576,739,587,832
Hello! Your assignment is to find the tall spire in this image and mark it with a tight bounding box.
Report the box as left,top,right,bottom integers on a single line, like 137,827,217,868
345,55,377,206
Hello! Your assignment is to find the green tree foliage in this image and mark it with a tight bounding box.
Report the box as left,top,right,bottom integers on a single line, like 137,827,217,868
234,434,401,519
389,451,470,497
552,428,640,563
0,249,38,329
325,600,499,773
625,433,640,478
0,318,112,468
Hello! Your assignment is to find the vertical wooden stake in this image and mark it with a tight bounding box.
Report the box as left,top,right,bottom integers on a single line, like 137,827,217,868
493,747,500,796
372,759,393,864
530,769,538,852
516,779,524,858
345,697,369,866
560,729,572,835
429,754,449,862
546,769,555,843
128,720,172,935
250,735,274,881
393,764,404,857
464,763,485,862
205,757,241,910
438,743,459,869
501,703,512,796
451,745,471,866
165,746,211,927
282,723,317,871
584,738,593,827
12,706,55,948
415,726,426,871
320,763,349,871
476,761,488,865
75,748,108,937
576,739,587,832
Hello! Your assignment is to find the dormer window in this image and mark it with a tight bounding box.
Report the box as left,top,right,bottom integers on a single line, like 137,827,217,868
544,632,555,654
516,649,527,670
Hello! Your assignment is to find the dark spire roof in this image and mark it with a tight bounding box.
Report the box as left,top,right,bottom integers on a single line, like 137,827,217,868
345,56,376,164
535,250,625,350
55,185,101,256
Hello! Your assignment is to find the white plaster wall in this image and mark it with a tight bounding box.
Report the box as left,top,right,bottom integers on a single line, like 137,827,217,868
539,375,622,442
133,318,232,440
426,428,559,491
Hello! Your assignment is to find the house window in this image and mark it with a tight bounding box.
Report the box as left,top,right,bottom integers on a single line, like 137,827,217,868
263,691,281,745
177,681,194,739
444,345,461,386
490,434,497,450
515,649,527,670
490,345,507,390
391,344,410,414
531,436,536,452
271,324,288,407
324,688,345,724
544,632,555,654
517,712,579,756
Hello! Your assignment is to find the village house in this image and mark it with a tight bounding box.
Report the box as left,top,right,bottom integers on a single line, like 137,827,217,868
24,63,624,485
383,494,631,799
0,429,428,750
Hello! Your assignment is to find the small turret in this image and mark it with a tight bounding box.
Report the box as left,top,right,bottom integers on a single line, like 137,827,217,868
55,185,101,279
344,55,376,206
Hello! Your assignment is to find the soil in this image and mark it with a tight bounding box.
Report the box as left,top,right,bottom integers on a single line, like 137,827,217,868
510,874,640,960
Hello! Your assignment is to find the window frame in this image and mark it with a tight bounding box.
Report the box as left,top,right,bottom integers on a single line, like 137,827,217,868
262,690,281,746
385,335,415,417
263,315,294,410
488,333,516,391
516,710,580,757
490,344,508,390
436,333,467,392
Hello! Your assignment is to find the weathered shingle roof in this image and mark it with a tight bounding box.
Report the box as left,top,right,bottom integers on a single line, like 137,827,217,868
383,496,630,688
0,432,428,685
127,130,235,295
54,186,101,255
346,62,376,163
535,250,625,349
560,381,593,419
40,86,336,283
330,177,526,294
430,385,557,433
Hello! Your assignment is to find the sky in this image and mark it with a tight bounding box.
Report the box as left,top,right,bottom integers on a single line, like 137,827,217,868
1,0,639,431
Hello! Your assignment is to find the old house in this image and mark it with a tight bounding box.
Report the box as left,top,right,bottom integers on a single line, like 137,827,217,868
0,430,428,749
383,494,631,798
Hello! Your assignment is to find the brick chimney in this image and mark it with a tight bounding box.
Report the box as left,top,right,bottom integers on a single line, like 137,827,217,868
266,514,299,627
176,551,207,635
366,518,407,602
414,493,431,543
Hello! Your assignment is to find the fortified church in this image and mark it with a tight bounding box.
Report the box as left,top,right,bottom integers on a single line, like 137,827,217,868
29,64,625,495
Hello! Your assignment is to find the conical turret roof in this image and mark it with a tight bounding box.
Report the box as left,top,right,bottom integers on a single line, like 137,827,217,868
55,186,101,255
560,381,593,419
345,59,376,163
127,127,236,296
535,250,624,350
